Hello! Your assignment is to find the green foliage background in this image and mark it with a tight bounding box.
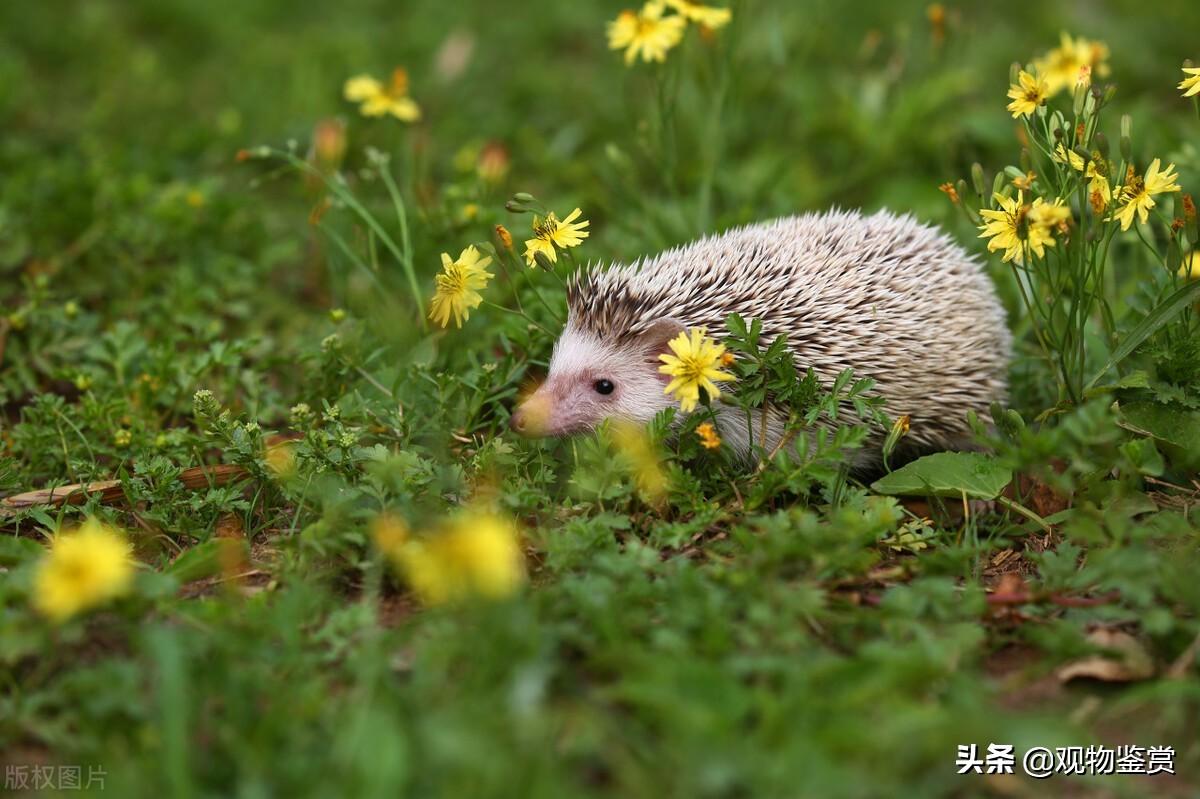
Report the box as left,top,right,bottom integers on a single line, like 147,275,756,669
2,0,1200,796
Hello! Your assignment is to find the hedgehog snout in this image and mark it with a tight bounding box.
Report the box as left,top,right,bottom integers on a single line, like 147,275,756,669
510,389,554,437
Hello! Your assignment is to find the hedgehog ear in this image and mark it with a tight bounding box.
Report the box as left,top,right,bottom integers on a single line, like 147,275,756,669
637,318,685,375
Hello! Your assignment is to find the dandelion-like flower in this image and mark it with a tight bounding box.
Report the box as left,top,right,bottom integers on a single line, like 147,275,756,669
1180,67,1200,98
522,208,589,267
608,2,687,66
33,519,135,623
978,192,1062,265
1054,145,1113,209
1033,33,1110,96
343,68,421,122
1110,159,1181,231
1006,70,1049,119
695,422,722,449
664,0,731,29
378,512,524,605
658,328,735,412
429,245,493,328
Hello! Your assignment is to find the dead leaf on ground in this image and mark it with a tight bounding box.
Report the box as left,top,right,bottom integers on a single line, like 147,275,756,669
1056,629,1155,683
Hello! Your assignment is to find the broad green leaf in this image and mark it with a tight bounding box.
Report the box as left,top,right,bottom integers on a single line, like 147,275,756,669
870,452,1012,499
1118,401,1200,452
1086,279,1200,391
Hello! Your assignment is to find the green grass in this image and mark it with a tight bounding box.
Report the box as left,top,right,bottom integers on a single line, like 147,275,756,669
3,0,1200,796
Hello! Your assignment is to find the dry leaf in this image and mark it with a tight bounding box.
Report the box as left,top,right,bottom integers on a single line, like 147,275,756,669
1056,629,1155,683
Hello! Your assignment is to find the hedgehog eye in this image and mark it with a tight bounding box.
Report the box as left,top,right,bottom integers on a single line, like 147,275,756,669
593,379,614,395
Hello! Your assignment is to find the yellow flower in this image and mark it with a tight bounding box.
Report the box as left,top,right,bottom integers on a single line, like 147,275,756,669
522,208,589,267
385,513,524,605
695,422,722,449
978,192,1061,265
611,420,669,501
343,68,421,122
1006,70,1049,119
607,2,687,65
429,245,493,329
1110,159,1181,231
1011,171,1036,191
1027,197,1071,233
33,519,135,623
1053,144,1113,207
664,0,731,29
1033,32,1111,96
1180,67,1200,98
658,328,736,412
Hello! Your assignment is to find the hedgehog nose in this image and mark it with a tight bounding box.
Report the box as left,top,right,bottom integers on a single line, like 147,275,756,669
510,408,527,433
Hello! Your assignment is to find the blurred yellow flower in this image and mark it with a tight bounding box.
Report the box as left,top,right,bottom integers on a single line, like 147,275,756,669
664,0,731,29
1180,251,1199,280
612,420,669,501
607,2,687,66
658,328,735,412
978,192,1062,265
1180,67,1200,98
429,245,494,329
343,68,421,122
1010,171,1036,191
265,440,296,478
33,519,135,623
695,422,722,449
371,513,410,555
1033,32,1110,96
1111,159,1181,231
382,512,524,605
522,208,589,267
1006,70,1048,119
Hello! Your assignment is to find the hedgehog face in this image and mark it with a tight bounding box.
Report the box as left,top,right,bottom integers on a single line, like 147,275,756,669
510,319,683,438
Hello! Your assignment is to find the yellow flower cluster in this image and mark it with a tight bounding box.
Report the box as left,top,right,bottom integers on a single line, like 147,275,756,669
978,191,1070,265
607,0,731,66
33,519,135,623
373,512,525,605
658,328,735,412
343,67,421,122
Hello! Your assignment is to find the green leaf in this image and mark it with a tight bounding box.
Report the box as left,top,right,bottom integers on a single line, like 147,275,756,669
1086,279,1200,391
0,535,44,567
1118,401,1200,452
870,452,1012,499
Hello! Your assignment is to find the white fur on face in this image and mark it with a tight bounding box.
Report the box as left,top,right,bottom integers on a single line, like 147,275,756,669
526,322,672,436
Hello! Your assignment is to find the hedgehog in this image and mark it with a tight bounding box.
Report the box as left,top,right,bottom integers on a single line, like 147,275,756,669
509,209,1012,466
